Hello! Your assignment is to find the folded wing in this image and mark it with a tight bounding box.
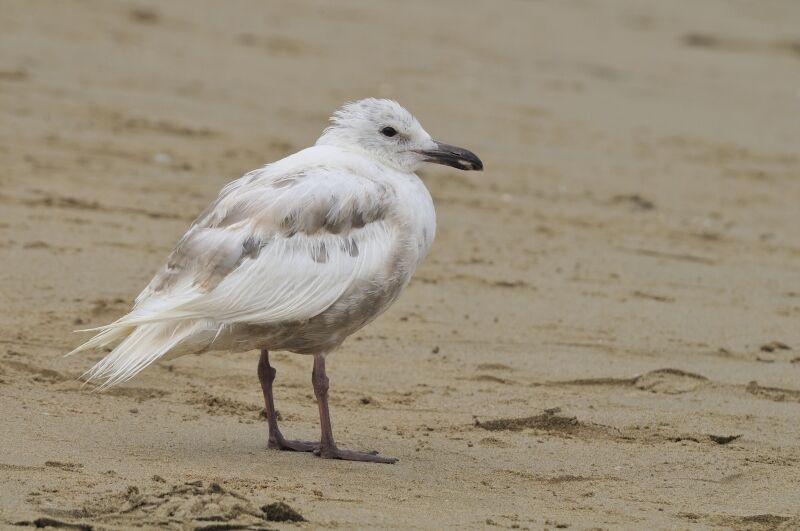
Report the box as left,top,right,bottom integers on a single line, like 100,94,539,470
70,161,398,386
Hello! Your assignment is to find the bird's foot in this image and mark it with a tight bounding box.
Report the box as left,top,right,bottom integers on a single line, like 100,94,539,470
268,436,318,452
315,445,398,464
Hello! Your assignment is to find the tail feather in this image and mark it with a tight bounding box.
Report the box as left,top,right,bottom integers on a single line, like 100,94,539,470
66,325,134,357
78,321,203,390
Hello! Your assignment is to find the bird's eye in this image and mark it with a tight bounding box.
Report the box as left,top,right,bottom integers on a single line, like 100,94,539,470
380,126,398,138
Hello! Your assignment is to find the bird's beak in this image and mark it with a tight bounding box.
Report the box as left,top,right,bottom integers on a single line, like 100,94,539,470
418,141,483,171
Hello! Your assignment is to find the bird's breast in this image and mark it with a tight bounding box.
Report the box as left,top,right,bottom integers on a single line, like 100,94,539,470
389,173,436,265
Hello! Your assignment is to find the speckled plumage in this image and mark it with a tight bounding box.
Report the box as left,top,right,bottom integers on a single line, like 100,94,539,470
69,99,464,388
69,98,482,463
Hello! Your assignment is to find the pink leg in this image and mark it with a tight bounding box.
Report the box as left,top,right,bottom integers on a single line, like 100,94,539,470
312,353,397,464
258,350,317,452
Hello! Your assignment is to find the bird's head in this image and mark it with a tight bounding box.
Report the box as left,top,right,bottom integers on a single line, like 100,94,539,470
316,98,483,174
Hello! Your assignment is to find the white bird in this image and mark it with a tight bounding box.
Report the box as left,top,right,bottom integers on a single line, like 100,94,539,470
69,98,483,463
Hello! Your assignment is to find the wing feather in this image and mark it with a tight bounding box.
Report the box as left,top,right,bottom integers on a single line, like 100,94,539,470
96,160,396,332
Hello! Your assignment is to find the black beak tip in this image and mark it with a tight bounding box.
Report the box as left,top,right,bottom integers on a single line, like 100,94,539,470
424,143,484,172
470,156,484,171
451,148,483,171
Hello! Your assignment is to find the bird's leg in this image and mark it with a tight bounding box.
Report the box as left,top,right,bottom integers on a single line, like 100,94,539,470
311,353,397,464
257,350,317,452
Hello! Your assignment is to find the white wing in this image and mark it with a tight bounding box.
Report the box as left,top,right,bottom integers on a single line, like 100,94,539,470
101,152,398,330
71,150,402,388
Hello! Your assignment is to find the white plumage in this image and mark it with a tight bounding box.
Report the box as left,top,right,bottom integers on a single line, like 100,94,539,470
68,99,482,463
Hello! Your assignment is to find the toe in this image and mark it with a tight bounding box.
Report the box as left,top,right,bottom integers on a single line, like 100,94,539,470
319,447,398,464
269,438,319,452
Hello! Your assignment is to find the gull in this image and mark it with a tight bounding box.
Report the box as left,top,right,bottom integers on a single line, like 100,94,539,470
69,98,483,463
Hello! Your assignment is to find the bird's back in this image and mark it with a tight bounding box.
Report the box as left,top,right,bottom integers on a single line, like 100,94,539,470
185,144,438,354
70,144,436,385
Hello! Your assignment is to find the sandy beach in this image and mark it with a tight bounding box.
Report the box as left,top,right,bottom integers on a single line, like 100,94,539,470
2,0,800,529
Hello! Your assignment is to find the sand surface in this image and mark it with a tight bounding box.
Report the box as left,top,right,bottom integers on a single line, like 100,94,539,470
2,1,800,529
